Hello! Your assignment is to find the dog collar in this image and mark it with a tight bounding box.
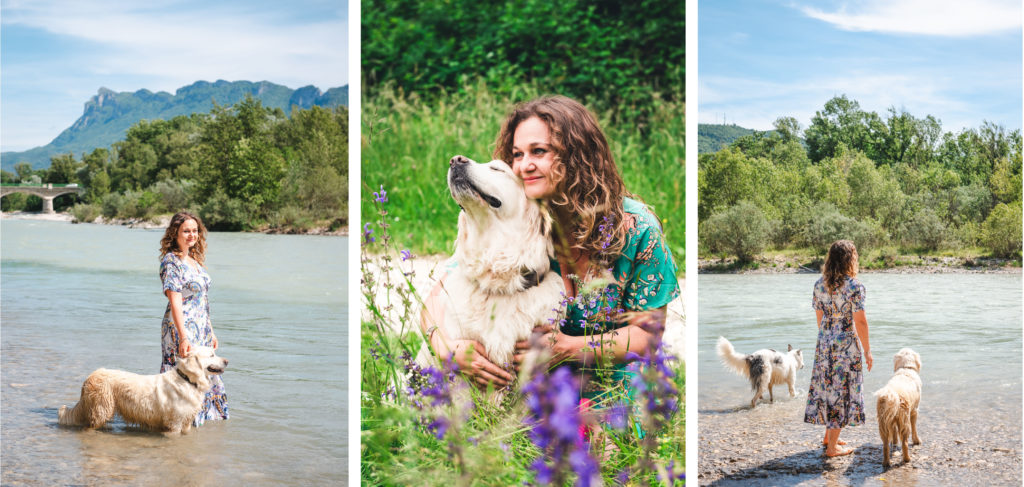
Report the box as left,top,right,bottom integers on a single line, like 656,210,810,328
522,268,544,289
176,368,199,389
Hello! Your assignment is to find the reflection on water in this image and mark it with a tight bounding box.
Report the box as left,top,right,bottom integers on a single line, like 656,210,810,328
1,219,347,485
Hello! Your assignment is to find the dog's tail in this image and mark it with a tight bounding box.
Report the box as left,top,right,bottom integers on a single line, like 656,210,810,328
717,336,749,378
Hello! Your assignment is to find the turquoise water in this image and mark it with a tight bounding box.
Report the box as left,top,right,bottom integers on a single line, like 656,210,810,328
1,219,347,485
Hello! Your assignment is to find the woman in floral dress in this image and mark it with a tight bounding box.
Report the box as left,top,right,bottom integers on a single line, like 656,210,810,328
159,211,228,426
804,239,873,457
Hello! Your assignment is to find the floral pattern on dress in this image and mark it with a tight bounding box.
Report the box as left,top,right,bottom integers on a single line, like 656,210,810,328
559,197,681,336
803,276,865,428
159,252,229,426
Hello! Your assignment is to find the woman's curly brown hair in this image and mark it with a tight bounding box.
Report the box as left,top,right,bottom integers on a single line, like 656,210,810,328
822,240,858,293
159,211,208,266
494,96,634,266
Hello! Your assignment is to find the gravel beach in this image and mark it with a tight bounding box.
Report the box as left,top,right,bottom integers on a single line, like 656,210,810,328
698,394,1022,486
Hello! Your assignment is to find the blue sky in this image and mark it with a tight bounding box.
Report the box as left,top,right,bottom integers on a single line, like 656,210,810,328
699,0,1022,134
1,0,348,152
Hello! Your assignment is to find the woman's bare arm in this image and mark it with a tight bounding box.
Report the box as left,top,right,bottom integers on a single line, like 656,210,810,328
852,309,873,371
419,278,514,387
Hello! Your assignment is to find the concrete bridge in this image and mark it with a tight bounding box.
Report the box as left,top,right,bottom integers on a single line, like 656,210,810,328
1,184,86,213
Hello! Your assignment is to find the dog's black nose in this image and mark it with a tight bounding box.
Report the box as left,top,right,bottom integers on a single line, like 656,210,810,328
450,155,470,167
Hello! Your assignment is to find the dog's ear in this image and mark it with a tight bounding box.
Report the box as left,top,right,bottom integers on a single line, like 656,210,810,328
915,353,922,371
787,344,792,352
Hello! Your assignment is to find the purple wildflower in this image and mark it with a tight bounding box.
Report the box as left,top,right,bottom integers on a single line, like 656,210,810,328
658,460,685,486
373,184,388,203
400,249,412,261
522,366,598,486
605,402,630,430
362,223,375,244
427,416,450,440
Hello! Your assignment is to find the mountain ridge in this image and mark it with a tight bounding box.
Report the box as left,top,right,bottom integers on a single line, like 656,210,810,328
2,80,348,171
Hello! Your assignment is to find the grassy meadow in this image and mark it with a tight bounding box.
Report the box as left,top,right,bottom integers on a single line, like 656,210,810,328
361,82,684,264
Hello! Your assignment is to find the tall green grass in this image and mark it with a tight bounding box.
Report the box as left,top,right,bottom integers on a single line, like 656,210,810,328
361,81,685,265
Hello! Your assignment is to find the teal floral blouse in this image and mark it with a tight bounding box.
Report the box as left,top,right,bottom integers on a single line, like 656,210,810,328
555,197,680,336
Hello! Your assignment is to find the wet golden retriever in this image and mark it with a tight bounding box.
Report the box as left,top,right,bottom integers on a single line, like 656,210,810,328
874,348,922,467
58,346,228,434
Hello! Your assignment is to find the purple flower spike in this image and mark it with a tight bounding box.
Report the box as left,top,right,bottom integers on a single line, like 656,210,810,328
373,184,388,203
400,249,412,261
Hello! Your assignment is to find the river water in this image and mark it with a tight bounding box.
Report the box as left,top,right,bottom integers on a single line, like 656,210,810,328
698,273,1022,485
1,219,348,485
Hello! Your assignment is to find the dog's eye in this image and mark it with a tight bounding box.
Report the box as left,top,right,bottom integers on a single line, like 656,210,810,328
489,166,503,172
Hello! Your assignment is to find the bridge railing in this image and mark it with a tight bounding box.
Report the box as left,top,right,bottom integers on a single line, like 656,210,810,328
0,183,81,188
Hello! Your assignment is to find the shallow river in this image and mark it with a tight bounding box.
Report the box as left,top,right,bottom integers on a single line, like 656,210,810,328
698,273,1022,486
1,219,348,485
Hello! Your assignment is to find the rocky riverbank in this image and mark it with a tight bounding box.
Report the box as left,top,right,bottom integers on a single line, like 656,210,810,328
699,255,1021,274
698,395,1022,486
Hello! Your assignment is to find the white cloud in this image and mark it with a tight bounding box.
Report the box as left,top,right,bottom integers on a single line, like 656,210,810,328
799,0,1021,37
1,0,348,91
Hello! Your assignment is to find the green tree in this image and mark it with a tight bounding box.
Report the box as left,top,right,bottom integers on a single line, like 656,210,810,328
981,202,1023,258
45,153,82,184
701,200,769,262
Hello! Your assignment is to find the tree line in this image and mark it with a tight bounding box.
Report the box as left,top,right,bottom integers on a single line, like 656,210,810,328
2,97,348,231
699,95,1022,260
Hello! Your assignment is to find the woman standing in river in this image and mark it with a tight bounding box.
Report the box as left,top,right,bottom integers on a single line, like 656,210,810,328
804,239,872,457
159,211,228,425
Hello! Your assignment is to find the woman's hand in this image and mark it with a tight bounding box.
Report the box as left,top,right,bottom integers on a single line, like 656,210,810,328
452,339,513,388
864,350,873,372
513,324,585,370
211,332,219,350
178,339,193,358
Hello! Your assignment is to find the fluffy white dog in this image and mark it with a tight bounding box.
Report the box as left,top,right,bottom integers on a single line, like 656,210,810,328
717,336,804,408
422,155,563,369
58,346,228,435
874,347,922,467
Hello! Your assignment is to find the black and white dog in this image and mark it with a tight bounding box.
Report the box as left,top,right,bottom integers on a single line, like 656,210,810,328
717,336,804,408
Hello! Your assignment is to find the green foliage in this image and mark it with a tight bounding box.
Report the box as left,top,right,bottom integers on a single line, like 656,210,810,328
701,201,769,262
800,202,881,253
900,207,945,251
699,95,1022,260
362,81,684,263
981,202,1023,258
70,202,102,223
362,0,683,125
199,189,255,231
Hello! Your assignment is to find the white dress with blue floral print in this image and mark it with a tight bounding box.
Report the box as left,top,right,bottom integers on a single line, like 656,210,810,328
160,252,229,426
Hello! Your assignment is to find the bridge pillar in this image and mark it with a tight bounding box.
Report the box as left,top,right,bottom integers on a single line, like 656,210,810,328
42,196,55,214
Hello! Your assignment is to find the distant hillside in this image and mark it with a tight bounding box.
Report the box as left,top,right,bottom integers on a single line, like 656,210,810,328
2,80,348,171
698,124,760,154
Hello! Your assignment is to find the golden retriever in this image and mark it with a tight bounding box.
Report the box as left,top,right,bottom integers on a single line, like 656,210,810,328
58,346,228,434
874,348,922,467
422,155,563,368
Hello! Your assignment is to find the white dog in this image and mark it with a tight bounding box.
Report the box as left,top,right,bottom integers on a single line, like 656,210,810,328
58,346,228,435
422,155,563,370
717,336,804,408
874,348,922,467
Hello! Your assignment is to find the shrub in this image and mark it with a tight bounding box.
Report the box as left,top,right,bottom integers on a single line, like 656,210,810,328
100,193,125,218
900,207,946,251
800,202,882,253
981,202,1023,258
199,189,255,231
701,201,769,262
70,203,101,223
151,179,196,213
